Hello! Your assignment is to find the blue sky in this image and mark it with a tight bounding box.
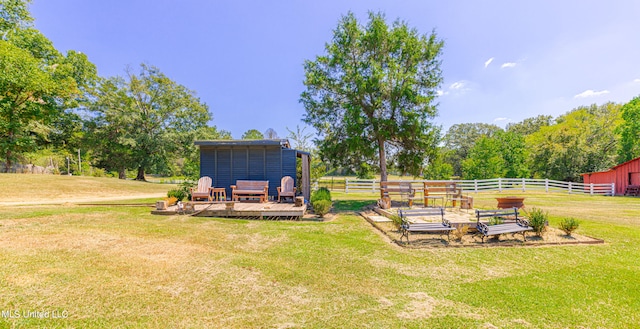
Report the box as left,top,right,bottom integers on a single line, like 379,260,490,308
31,0,640,139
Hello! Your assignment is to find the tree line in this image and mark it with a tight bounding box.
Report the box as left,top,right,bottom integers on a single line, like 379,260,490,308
1,0,230,179
4,4,640,183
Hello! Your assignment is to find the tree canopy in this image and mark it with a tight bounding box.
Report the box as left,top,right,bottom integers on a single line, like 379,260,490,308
88,65,210,180
241,129,264,140
0,0,97,172
617,95,640,162
301,11,443,181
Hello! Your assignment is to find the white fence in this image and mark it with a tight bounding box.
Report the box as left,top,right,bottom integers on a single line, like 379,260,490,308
345,178,615,196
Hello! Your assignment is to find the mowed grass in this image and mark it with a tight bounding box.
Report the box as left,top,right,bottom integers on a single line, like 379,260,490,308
1,177,640,328
0,174,175,204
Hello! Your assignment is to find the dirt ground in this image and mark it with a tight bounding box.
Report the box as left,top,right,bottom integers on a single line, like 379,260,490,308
361,207,603,248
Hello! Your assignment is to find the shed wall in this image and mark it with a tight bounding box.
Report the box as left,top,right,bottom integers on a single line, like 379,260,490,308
199,145,297,199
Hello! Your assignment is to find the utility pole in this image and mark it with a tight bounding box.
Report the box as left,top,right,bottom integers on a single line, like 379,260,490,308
67,157,71,175
78,149,81,175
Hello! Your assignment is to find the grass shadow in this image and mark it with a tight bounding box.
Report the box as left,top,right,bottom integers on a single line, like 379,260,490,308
333,199,376,212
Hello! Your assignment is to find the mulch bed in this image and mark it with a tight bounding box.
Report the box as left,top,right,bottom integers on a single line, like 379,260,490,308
360,207,604,248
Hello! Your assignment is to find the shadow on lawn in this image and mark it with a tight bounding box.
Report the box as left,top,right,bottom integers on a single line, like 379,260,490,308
333,200,376,212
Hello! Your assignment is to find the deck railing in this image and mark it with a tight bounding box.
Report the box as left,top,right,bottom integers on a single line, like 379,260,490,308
344,178,615,196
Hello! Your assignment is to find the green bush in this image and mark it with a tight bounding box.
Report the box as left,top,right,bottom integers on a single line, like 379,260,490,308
559,217,580,236
311,187,331,203
356,163,375,179
489,216,504,226
526,207,548,236
389,213,403,230
312,200,332,217
167,189,187,201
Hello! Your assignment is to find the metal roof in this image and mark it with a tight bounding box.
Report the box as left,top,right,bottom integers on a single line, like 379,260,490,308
195,139,291,148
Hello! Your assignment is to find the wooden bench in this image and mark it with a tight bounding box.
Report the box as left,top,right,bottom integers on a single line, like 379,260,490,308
380,181,417,207
624,185,640,196
423,182,462,208
475,208,532,242
231,180,269,203
398,208,455,242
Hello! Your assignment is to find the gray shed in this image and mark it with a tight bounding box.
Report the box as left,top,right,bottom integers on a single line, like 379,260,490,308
194,139,311,201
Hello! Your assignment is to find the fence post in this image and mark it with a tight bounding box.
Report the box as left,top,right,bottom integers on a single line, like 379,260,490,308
522,178,526,192
498,178,502,192
345,179,349,193
568,182,572,194
372,179,376,193
545,179,549,193
590,183,594,195
611,183,615,196
474,180,478,193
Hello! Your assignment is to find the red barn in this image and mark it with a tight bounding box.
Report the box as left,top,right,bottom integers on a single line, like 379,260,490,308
582,157,640,195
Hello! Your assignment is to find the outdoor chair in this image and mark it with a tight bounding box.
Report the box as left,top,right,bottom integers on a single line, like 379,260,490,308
191,176,213,201
277,176,296,202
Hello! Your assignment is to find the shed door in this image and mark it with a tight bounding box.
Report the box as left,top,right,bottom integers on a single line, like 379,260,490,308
630,172,640,185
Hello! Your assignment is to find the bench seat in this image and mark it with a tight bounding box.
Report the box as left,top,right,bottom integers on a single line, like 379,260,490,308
475,208,532,242
231,180,269,203
399,208,455,242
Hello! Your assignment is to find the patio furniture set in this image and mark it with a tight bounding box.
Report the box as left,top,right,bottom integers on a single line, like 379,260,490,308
190,176,297,203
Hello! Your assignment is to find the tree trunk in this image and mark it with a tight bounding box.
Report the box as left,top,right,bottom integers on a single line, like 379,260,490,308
4,150,12,173
135,167,146,181
118,167,126,180
378,137,388,199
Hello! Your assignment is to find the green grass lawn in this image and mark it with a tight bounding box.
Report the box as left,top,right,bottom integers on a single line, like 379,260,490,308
1,176,640,328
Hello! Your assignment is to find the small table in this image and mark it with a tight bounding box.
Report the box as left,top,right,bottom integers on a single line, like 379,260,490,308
424,196,444,208
209,187,227,202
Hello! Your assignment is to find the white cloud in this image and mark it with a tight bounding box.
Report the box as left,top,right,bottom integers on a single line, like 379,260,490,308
493,117,509,122
574,89,610,98
484,57,494,68
450,81,466,90
501,62,517,69
436,90,445,96
634,78,640,83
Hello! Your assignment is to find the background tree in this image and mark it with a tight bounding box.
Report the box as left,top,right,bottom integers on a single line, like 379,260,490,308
506,115,553,136
241,129,264,140
89,64,210,180
496,130,529,178
461,136,504,179
526,103,621,181
264,128,279,139
617,95,640,162
0,1,97,172
286,125,313,152
423,147,453,180
442,123,502,177
301,11,444,182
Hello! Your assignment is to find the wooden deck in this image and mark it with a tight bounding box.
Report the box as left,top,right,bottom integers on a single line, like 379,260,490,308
152,201,307,220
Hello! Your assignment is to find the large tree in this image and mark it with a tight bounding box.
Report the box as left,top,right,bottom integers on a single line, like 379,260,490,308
0,0,96,172
89,64,210,180
527,103,621,181
301,12,443,181
617,95,640,162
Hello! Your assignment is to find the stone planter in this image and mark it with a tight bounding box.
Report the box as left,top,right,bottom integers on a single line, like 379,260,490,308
156,200,167,210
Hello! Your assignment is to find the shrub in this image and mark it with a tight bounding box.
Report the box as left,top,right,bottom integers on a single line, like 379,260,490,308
451,225,469,241
312,200,332,217
311,187,331,203
559,217,580,236
167,189,187,201
526,207,548,236
389,213,403,230
489,216,504,226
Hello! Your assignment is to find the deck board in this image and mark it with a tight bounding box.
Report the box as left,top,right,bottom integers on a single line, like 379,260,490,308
152,201,306,220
